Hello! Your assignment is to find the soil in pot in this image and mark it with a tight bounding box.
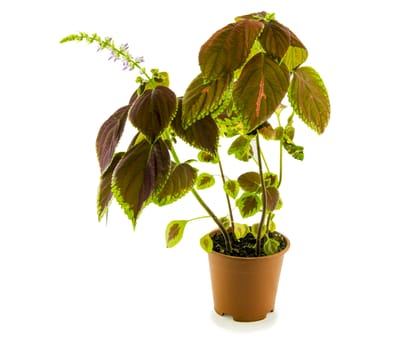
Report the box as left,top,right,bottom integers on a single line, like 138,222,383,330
210,230,287,257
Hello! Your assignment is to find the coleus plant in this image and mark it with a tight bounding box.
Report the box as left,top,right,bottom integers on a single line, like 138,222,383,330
61,11,330,257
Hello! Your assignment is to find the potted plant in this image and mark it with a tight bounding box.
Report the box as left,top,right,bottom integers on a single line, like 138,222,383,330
60,11,330,322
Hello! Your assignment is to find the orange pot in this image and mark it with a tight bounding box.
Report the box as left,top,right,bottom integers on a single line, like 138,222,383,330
208,235,290,322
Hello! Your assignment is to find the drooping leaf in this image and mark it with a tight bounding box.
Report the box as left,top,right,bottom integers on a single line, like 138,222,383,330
196,173,215,190
112,139,170,225
227,135,253,161
165,220,188,248
283,135,304,160
233,53,290,132
259,20,291,59
171,98,218,155
265,187,280,211
199,20,264,81
238,172,260,192
288,66,330,134
223,179,240,199
236,192,261,218
129,86,177,142
153,162,198,206
96,105,130,172
258,122,276,140
97,152,124,221
200,233,214,253
182,73,232,128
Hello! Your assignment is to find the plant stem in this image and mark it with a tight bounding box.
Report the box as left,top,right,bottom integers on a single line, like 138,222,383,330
256,132,267,256
164,131,231,252
278,137,283,188
190,189,231,251
217,157,236,237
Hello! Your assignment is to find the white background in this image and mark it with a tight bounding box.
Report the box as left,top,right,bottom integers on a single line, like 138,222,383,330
1,0,400,349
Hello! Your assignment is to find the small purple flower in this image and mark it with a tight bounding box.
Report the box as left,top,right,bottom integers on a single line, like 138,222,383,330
135,56,144,63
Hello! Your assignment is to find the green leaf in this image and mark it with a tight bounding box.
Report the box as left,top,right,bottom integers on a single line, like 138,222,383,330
96,105,130,172
112,139,170,226
197,150,218,163
97,152,125,221
236,192,261,218
233,223,249,239
288,66,330,134
196,173,215,190
165,220,188,248
153,162,198,206
233,53,290,132
283,135,304,160
200,233,214,253
199,20,264,81
129,86,177,142
259,20,291,59
171,98,219,155
265,187,280,211
263,238,280,255
237,172,260,192
227,135,253,161
224,179,240,199
281,30,308,71
182,73,232,128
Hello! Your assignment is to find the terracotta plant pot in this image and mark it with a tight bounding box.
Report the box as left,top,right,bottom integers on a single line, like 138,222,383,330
208,235,290,322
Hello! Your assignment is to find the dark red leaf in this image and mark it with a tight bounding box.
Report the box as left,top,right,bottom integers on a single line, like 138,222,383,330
112,139,170,224
199,20,264,81
96,105,130,172
97,152,124,221
171,98,218,155
233,53,290,132
129,86,177,142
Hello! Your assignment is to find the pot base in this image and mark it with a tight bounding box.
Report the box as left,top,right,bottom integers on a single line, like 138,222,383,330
214,307,274,322
208,235,290,322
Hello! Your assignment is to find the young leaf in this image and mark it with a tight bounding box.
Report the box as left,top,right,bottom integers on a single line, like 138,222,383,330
224,179,240,199
199,20,264,81
236,192,261,218
283,135,304,160
197,150,219,163
96,105,130,172
153,162,198,206
182,73,232,128
196,173,215,190
227,135,253,161
288,66,330,134
233,53,290,132
171,98,219,155
112,139,170,225
265,187,280,212
200,233,214,253
129,86,177,142
263,238,280,255
233,223,249,239
165,220,188,248
237,172,260,192
97,152,125,221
